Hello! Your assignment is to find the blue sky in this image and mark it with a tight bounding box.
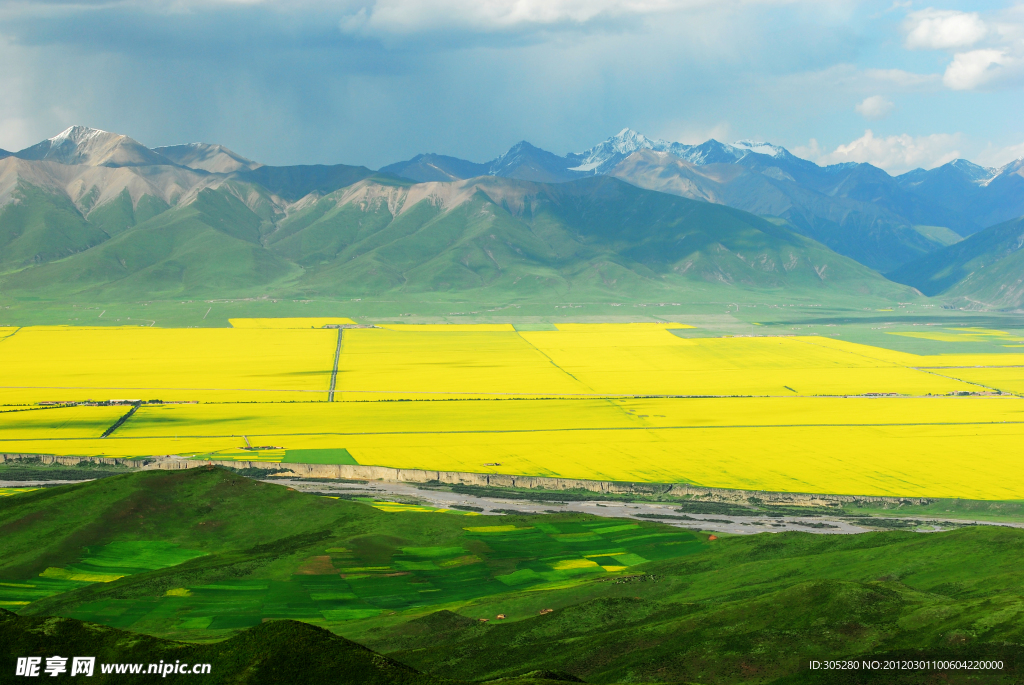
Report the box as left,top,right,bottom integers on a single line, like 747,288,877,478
0,0,1020,173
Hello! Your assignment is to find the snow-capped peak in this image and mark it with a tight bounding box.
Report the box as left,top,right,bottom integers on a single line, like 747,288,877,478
607,128,666,155
730,140,787,158
49,126,110,146
568,128,674,173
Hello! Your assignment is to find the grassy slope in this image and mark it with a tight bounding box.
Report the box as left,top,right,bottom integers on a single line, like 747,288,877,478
0,175,919,307
0,183,108,273
2,188,300,300
380,527,1024,683
0,469,1022,684
888,215,1024,307
271,177,916,305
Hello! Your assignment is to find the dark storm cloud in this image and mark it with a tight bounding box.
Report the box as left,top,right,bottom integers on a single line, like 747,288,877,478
0,0,1021,172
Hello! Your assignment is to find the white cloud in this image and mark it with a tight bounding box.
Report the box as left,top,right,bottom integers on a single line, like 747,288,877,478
943,48,1014,90
812,129,961,174
854,95,893,120
340,0,697,34
791,138,823,161
900,7,1024,92
336,0,820,36
904,8,987,50
975,140,1024,169
863,68,940,88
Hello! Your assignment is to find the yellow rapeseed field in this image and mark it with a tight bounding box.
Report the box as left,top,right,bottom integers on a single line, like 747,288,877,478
0,326,337,404
109,395,1024,437
0,405,126,440
333,328,590,399
4,320,1024,499
377,324,516,331
931,367,1024,394
518,330,978,396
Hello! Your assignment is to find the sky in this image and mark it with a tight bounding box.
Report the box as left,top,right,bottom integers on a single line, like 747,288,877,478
0,0,1021,174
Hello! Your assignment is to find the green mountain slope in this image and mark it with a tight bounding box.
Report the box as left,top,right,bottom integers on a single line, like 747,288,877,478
1,187,299,300
0,175,916,305
0,183,108,272
609,150,955,272
271,176,915,302
1,469,1022,684
888,215,1024,307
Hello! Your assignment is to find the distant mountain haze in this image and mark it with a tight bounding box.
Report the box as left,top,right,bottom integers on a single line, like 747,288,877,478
380,128,1024,273
0,125,1022,309
889,215,1024,309
154,143,262,174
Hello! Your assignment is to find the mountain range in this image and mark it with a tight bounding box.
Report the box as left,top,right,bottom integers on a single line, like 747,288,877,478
383,129,1024,274
0,125,1022,309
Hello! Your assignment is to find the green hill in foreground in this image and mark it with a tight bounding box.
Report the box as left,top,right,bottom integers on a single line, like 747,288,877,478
1,611,445,685
1,469,1023,683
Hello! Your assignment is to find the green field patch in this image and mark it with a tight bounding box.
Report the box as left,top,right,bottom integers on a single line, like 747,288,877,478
614,532,692,544
175,616,213,630
76,541,206,572
395,561,437,571
9,541,207,608
208,615,264,630
496,569,544,586
372,501,477,514
283,448,357,465
551,558,601,571
437,555,482,568
308,591,358,601
401,546,465,557
0,577,89,607
338,566,392,573
321,607,383,621
0,487,38,497
194,583,269,591
40,567,124,583
611,553,648,566
552,532,603,542
588,524,640,534
463,525,532,533
584,550,628,558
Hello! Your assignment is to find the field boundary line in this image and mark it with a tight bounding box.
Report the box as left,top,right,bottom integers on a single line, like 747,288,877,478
0,327,22,344
911,367,1013,396
100,403,142,438
514,332,592,390
793,336,1008,394
328,329,343,402
11,419,1024,443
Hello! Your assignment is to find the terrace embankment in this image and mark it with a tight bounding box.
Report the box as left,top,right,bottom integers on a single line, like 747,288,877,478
0,452,931,506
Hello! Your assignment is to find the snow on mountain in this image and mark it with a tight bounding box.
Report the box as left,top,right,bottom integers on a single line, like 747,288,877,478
731,140,788,158
16,126,172,168
566,128,675,174
563,129,796,175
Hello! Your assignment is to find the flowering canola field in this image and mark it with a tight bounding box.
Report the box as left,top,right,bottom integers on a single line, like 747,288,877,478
2,321,1024,499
